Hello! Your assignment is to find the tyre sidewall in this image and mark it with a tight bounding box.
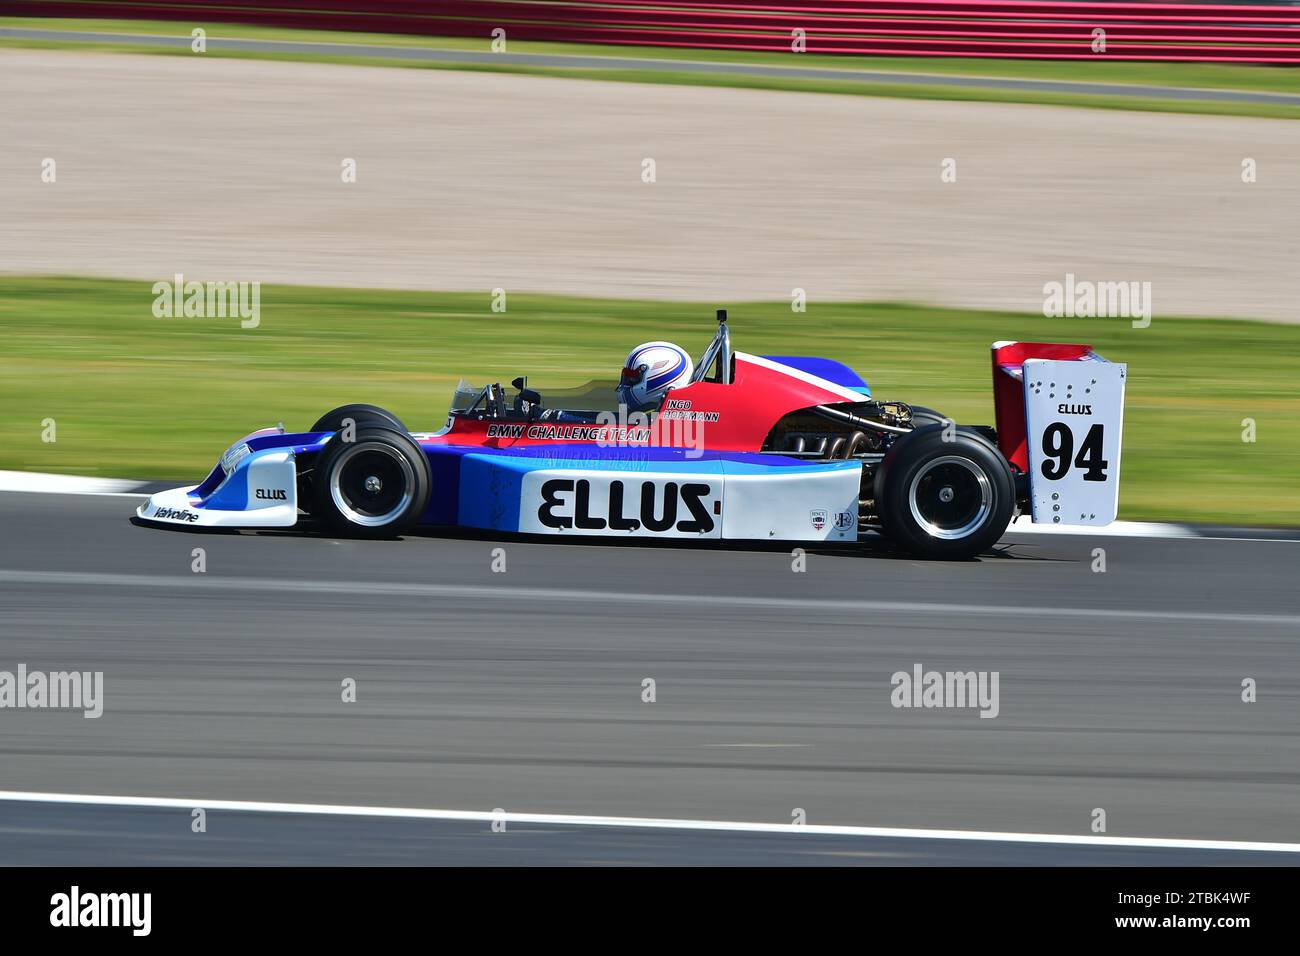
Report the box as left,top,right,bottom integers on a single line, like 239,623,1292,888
312,426,431,538
876,425,1014,559
907,405,950,429
301,406,409,516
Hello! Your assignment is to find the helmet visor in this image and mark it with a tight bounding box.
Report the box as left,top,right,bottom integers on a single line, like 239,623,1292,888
619,365,646,387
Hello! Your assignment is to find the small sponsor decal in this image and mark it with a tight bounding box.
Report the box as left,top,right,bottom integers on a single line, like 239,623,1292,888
810,509,828,531
834,510,855,531
255,488,288,501
154,506,200,522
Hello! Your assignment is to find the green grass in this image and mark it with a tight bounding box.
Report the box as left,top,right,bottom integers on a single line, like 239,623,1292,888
1,276,1297,525
5,17,1300,119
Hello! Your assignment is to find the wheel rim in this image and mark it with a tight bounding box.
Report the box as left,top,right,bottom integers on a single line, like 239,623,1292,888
328,442,415,527
907,456,992,540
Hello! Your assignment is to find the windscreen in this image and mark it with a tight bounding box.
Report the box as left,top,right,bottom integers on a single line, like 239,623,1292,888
532,379,623,414
448,377,625,415
448,379,485,414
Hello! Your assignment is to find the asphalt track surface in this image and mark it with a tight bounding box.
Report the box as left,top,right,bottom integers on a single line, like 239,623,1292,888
5,27,1300,106
1,490,1297,865
2,799,1293,866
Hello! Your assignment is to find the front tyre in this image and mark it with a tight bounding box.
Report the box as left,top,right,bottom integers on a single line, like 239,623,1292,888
301,405,409,516
311,403,407,434
312,426,431,538
875,425,1014,560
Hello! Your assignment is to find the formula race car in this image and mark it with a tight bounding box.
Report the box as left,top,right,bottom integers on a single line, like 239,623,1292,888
137,310,1126,559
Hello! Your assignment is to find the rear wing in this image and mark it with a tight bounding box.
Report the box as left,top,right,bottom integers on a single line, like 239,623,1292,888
991,342,1127,527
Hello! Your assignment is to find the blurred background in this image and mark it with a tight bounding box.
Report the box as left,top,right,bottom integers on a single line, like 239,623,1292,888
4,1,1300,871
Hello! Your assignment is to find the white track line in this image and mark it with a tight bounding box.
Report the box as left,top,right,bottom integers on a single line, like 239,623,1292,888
1005,519,1192,538
0,470,146,496
1,790,1296,854
1,569,1297,625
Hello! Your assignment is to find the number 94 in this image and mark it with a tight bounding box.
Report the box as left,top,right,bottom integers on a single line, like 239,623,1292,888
1041,422,1108,482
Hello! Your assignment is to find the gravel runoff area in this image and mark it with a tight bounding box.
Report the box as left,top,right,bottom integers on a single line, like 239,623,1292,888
3,49,1298,321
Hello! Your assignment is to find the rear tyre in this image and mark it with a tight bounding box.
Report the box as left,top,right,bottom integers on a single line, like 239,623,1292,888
908,405,950,429
310,403,407,434
875,425,1014,560
311,426,431,538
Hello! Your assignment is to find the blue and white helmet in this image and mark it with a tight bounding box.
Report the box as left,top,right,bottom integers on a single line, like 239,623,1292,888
617,341,694,412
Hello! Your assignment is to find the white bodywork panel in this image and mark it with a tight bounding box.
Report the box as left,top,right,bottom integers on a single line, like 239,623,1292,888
136,449,299,528
515,463,861,542
720,466,860,542
1023,358,1126,526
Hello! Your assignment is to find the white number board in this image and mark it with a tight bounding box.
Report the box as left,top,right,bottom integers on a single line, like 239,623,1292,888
1023,358,1126,526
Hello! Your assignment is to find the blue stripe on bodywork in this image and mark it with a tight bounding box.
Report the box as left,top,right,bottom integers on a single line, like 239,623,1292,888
762,355,870,396
456,452,524,531
193,431,330,501
199,451,256,510
429,443,853,474
422,448,464,525
202,473,248,510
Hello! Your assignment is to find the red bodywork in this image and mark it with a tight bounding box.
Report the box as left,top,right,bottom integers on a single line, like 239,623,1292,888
422,353,862,453
991,341,1094,472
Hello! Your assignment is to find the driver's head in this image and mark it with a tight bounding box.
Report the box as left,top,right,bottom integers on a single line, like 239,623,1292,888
617,341,694,412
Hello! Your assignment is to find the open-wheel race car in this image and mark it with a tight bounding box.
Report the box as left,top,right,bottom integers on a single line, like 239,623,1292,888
137,310,1127,559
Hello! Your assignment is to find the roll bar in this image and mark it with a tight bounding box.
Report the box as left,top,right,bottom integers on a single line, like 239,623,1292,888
692,308,732,385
